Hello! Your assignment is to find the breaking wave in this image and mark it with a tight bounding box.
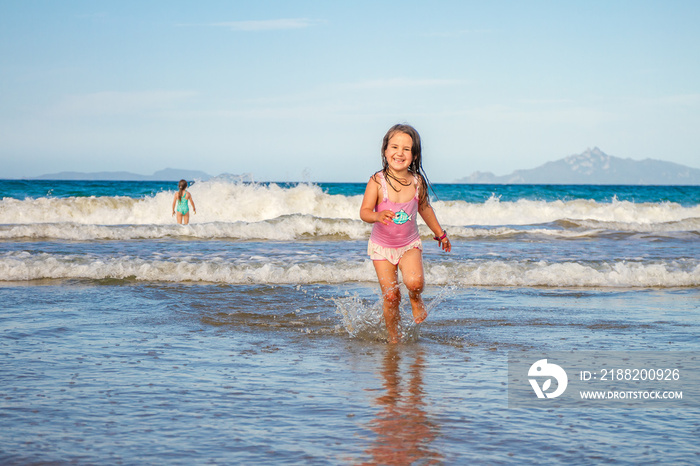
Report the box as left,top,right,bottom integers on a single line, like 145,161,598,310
1,180,698,241
2,252,697,288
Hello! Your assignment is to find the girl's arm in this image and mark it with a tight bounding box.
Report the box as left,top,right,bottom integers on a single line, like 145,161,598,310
172,194,177,216
187,192,196,214
360,176,394,225
418,202,451,252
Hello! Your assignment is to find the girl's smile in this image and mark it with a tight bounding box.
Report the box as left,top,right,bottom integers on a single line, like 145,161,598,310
385,132,413,174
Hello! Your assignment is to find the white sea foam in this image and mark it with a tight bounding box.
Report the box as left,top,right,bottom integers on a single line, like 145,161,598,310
0,181,362,226
426,259,700,288
565,218,700,233
3,252,698,288
2,181,698,241
1,218,696,241
0,217,373,241
435,196,700,227
2,181,698,228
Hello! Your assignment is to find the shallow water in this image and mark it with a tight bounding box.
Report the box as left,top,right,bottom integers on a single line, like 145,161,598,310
1,281,698,464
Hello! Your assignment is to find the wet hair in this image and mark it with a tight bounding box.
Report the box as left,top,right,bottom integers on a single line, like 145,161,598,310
177,179,188,201
379,123,436,207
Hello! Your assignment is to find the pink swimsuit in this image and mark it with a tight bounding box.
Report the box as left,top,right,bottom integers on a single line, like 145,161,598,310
368,172,422,264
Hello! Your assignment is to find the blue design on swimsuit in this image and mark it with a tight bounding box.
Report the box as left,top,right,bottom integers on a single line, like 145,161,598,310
392,209,413,225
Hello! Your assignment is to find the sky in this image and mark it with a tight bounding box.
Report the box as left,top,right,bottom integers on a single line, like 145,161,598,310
1,0,699,182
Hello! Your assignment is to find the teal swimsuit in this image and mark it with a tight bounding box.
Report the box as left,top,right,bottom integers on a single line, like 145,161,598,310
175,191,189,214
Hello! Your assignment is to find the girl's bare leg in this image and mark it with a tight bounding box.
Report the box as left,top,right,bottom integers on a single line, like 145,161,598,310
373,260,402,343
182,213,190,225
176,212,183,224
398,248,427,324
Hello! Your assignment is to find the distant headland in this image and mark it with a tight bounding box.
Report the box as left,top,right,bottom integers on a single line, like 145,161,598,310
30,168,252,182
457,148,700,185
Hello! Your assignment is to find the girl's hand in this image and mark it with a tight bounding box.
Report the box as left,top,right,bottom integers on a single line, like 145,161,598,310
434,230,451,252
376,210,395,225
439,236,451,252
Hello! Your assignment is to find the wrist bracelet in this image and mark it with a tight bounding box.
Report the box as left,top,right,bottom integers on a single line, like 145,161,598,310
433,230,447,241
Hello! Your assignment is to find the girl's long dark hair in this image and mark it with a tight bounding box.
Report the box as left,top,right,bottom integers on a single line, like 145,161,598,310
380,123,437,207
177,179,188,201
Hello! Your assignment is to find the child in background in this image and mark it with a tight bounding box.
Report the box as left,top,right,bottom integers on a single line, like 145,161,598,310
360,124,451,343
172,179,196,224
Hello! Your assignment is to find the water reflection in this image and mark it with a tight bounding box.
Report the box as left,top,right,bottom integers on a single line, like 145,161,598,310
364,345,442,465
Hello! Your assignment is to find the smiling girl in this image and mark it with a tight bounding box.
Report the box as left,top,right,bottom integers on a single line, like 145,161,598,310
360,124,451,343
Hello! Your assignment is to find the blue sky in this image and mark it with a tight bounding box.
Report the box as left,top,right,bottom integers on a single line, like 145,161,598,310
1,0,699,182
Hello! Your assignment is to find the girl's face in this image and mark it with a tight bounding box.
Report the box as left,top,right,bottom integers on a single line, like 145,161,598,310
384,132,413,173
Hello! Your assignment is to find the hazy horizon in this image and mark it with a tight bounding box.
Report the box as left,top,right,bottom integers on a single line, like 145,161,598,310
11,146,697,184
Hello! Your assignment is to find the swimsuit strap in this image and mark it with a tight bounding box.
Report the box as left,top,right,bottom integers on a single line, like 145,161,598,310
378,171,388,202
178,190,188,205
379,171,420,202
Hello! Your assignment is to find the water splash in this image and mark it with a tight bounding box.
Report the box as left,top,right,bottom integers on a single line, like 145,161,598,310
333,285,458,343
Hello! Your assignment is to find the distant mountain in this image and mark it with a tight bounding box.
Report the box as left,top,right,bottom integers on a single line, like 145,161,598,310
457,148,700,185
32,168,213,181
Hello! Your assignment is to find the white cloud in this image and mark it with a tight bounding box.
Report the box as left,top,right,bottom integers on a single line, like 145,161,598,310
211,18,321,32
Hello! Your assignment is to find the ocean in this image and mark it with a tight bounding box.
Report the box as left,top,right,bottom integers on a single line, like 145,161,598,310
1,178,698,464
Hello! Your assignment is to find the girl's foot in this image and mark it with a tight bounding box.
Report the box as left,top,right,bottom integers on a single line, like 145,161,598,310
387,328,400,344
413,310,428,324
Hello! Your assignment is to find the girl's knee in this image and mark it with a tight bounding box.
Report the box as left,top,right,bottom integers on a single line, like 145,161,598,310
404,276,424,295
384,287,401,305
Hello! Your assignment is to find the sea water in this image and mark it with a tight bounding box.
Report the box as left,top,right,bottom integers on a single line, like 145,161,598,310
0,178,698,464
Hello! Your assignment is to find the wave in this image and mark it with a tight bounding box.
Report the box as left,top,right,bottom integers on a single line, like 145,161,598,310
437,196,700,227
2,180,699,228
3,220,698,242
0,181,361,226
559,218,700,233
0,217,372,241
3,252,698,288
